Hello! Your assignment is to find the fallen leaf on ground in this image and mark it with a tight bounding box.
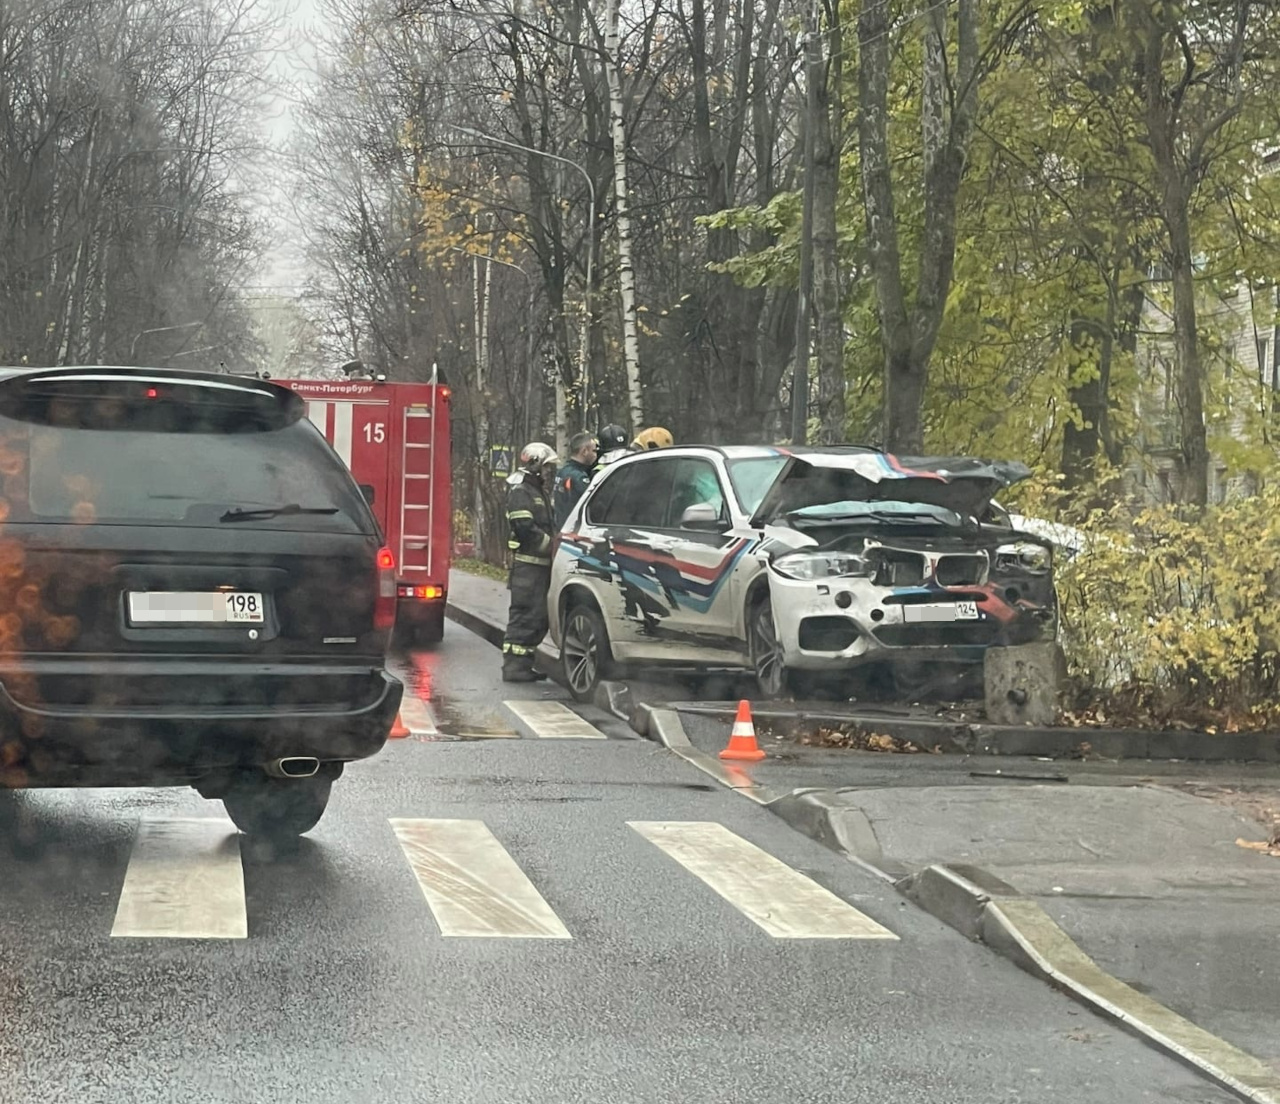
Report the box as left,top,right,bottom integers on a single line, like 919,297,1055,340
796,725,931,753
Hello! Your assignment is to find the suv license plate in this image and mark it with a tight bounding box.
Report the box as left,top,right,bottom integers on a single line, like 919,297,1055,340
128,592,265,624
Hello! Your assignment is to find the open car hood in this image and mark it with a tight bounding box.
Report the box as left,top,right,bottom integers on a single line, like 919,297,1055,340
749,450,1032,527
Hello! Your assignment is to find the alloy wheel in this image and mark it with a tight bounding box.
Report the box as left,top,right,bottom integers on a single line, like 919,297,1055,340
562,609,600,698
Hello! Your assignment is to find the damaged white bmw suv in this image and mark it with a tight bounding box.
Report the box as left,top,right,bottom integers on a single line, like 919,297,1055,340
548,446,1058,701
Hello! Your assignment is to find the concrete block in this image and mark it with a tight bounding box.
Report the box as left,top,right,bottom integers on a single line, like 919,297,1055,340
984,642,1061,726
899,864,991,942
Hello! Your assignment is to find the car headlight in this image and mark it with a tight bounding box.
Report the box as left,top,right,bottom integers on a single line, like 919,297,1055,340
996,542,1052,573
771,551,871,581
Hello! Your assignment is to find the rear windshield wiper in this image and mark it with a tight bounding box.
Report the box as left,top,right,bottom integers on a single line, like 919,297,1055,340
220,504,341,523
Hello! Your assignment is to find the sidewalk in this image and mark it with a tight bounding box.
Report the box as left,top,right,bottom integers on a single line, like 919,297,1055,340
678,709,1280,1085
446,568,559,668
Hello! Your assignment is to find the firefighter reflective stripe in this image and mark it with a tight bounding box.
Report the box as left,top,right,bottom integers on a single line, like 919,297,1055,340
507,510,534,521
513,553,551,566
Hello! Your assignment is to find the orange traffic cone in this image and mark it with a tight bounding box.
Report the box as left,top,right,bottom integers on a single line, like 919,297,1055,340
719,700,766,762
389,712,410,739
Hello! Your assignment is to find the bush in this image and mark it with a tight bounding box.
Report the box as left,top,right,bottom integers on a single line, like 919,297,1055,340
1043,486,1280,730
453,509,475,543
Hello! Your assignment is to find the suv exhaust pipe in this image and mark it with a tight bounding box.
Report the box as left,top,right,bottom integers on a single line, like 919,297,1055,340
265,756,320,779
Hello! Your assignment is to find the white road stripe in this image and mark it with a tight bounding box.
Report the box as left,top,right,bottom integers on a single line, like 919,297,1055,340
390,818,571,939
398,694,438,738
111,818,247,940
503,699,606,739
629,821,898,940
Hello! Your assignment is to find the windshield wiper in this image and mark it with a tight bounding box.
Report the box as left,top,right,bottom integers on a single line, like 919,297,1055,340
220,504,341,523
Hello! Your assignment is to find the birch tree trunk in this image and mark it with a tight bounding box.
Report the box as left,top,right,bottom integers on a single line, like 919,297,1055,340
605,0,644,432
812,2,844,444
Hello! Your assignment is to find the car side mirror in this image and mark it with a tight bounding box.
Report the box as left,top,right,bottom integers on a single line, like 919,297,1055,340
680,503,729,532
359,483,376,505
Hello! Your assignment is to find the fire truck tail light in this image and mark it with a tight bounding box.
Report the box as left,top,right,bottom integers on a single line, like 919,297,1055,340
397,584,443,600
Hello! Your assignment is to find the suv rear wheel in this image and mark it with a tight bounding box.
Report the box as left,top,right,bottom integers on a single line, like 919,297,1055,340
561,601,615,703
222,773,332,838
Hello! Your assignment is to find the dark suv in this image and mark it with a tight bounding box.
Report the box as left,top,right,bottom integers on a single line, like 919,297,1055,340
0,366,403,837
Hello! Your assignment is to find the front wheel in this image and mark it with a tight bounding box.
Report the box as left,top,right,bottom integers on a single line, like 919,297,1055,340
747,595,793,700
222,774,332,839
561,602,615,703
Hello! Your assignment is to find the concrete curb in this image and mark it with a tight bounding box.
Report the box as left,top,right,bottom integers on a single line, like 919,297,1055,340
638,705,774,805
669,701,1280,763
444,599,503,649
647,703,1280,1104
902,865,1280,1104
444,598,560,680
763,789,903,885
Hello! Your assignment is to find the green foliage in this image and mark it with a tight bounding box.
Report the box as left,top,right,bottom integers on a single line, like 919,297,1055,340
1013,477,1280,729
710,0,1280,486
453,556,507,582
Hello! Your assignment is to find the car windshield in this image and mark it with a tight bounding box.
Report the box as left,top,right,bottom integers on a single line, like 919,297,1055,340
726,456,788,515
14,419,368,530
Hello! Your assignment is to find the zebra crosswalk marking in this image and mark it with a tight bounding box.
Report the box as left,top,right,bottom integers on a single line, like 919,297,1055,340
390,817,571,938
629,821,898,940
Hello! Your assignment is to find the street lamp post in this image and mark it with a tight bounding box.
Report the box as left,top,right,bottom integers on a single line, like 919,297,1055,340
448,125,596,445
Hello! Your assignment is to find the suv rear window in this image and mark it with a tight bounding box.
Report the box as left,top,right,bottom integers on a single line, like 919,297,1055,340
0,394,370,531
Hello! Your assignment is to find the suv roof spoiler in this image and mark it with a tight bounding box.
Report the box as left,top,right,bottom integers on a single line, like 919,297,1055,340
0,366,304,430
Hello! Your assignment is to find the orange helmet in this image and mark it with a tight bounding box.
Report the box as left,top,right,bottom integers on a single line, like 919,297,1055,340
632,426,673,450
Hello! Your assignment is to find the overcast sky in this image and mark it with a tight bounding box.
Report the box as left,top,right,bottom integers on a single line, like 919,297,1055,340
255,0,322,295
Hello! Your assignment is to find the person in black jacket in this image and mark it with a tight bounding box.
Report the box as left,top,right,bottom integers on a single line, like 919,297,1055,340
593,423,631,473
502,441,559,682
553,431,598,527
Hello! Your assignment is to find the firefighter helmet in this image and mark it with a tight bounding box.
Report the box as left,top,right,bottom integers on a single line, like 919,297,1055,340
597,424,628,452
519,441,557,474
632,426,674,450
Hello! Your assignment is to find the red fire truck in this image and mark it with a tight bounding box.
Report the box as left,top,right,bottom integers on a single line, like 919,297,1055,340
274,377,452,647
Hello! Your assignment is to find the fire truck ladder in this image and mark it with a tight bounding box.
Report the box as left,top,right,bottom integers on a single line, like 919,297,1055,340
399,390,438,576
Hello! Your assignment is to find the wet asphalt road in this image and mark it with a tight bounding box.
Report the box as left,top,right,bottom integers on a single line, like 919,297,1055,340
0,623,1235,1103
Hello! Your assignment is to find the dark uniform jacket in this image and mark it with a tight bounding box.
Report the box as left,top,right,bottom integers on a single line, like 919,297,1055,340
505,473,554,565
553,459,593,527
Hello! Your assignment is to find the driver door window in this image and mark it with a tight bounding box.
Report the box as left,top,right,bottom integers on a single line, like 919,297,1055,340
669,458,726,528
659,457,740,651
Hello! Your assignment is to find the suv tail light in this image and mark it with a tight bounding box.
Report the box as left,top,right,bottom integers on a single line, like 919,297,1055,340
376,547,396,630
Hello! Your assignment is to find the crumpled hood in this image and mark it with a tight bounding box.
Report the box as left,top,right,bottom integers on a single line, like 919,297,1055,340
749,450,1031,526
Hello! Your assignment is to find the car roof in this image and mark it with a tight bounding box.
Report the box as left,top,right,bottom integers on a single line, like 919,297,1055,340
0,364,291,400
0,366,305,431
0,364,263,384
606,444,882,462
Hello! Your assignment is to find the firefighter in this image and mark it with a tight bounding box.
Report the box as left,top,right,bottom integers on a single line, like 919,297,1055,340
554,430,598,527
502,441,559,682
632,426,674,450
594,424,631,471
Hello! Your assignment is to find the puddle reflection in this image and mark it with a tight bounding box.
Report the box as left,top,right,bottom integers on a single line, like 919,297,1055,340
399,650,517,740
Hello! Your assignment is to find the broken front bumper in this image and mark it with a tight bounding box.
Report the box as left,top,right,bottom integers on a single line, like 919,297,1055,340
768,571,1056,670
